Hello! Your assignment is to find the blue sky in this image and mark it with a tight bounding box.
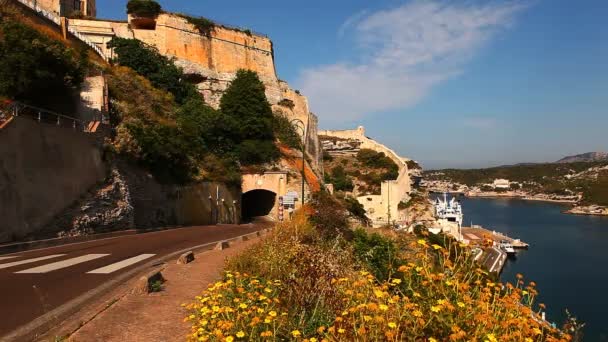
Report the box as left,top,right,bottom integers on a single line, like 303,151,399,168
99,1,608,169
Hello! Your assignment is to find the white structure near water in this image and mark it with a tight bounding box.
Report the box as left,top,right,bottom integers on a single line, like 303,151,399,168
433,193,464,240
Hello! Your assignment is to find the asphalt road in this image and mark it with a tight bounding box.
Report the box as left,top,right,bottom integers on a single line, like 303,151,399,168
0,223,267,339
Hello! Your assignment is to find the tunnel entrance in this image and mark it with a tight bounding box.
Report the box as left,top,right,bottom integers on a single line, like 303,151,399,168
241,189,277,221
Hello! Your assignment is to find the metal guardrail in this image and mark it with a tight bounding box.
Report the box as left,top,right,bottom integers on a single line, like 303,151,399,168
14,0,108,61
0,101,94,131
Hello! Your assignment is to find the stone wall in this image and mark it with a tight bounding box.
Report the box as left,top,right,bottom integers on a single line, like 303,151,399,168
0,116,107,243
119,162,241,228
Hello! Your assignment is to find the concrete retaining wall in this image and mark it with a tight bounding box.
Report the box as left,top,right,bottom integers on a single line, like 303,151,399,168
0,116,106,243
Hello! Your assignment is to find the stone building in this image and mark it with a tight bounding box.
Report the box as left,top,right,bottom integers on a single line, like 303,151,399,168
35,0,96,17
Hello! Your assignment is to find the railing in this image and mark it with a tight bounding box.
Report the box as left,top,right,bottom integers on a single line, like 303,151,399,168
14,0,108,61
0,101,95,132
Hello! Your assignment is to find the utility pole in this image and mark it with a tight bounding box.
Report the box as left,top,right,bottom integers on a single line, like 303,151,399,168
290,119,306,205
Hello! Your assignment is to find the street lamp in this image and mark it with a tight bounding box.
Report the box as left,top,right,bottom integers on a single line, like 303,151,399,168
290,118,306,205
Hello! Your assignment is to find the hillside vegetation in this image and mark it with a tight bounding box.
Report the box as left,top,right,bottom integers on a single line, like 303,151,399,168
324,149,399,195
184,193,578,341
425,162,608,206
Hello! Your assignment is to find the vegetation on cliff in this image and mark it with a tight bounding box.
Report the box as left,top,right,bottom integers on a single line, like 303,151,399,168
0,19,88,107
324,149,399,195
185,193,578,341
126,0,162,18
107,37,197,104
107,38,287,182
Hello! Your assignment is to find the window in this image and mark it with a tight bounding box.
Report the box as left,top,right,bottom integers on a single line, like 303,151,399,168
73,0,81,11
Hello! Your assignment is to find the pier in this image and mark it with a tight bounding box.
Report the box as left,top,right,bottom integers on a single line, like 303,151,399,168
463,225,528,274
462,225,529,248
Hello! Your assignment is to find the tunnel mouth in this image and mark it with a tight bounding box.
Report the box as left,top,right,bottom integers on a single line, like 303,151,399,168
241,189,276,222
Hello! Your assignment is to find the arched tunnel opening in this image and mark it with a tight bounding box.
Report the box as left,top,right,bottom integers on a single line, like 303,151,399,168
241,190,277,222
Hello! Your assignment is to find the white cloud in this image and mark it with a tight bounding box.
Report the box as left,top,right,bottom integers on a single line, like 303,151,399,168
296,0,527,124
463,117,499,129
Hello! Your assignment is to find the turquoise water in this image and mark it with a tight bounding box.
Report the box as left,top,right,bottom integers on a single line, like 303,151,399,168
457,196,608,341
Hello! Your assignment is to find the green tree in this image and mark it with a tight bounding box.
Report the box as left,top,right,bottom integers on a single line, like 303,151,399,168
219,69,279,165
108,37,197,104
126,0,162,17
0,20,87,104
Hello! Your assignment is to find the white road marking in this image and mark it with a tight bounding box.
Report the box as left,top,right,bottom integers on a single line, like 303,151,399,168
87,254,156,274
15,254,109,274
0,254,66,270
0,256,20,261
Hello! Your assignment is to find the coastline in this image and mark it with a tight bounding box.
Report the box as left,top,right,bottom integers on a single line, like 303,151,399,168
430,190,608,217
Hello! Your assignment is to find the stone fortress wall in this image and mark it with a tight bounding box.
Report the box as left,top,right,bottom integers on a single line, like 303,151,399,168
319,126,412,226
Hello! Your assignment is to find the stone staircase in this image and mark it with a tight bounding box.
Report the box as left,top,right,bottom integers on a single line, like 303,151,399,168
14,0,108,61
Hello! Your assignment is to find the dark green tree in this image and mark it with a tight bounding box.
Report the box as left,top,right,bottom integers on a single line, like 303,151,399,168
126,0,162,17
219,69,279,165
107,37,197,104
0,20,87,104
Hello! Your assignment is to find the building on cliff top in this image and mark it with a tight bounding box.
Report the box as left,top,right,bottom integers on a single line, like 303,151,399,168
319,126,413,227
35,0,96,17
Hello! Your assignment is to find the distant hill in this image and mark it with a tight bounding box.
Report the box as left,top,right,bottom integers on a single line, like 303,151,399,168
556,152,608,163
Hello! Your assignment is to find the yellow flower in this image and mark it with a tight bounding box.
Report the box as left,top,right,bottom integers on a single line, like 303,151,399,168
264,318,272,324
432,244,442,250
338,328,345,334
430,306,441,313
236,331,245,338
269,311,277,317
363,315,372,322
374,290,385,298
310,338,318,342
225,337,234,342
485,334,497,342
391,278,402,284
437,299,446,305
239,303,248,309
417,239,427,246
388,322,397,329
380,304,389,311
291,330,301,337
533,328,542,335
457,302,465,308
413,310,423,317
525,339,533,342
429,338,438,342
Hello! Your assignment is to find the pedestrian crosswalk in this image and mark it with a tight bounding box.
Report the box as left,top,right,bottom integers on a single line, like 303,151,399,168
0,253,156,275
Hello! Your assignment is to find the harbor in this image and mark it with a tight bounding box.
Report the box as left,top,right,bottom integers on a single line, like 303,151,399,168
431,193,529,274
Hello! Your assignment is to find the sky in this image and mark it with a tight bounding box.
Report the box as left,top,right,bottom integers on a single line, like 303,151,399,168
99,1,608,169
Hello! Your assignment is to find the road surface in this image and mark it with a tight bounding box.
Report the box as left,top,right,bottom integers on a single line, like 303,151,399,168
0,223,267,339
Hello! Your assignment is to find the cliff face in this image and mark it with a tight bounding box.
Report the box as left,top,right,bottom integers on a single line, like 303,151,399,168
69,13,321,170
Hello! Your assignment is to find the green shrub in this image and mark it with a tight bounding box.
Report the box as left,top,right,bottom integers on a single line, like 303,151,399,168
343,196,369,225
352,228,401,281
309,191,353,241
126,0,161,17
236,139,280,166
329,165,354,192
178,14,216,35
357,149,398,170
0,20,87,105
107,37,197,104
272,112,301,149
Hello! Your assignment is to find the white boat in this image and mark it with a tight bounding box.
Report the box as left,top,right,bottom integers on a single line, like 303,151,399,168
499,240,516,255
433,193,464,240
434,193,464,227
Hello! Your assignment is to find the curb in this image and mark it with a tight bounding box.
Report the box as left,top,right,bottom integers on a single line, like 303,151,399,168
3,227,271,342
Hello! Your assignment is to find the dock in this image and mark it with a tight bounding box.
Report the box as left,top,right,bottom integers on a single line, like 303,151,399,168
463,225,528,274
462,225,529,248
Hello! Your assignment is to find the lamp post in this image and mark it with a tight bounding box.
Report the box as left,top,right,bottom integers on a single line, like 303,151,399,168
290,119,306,206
